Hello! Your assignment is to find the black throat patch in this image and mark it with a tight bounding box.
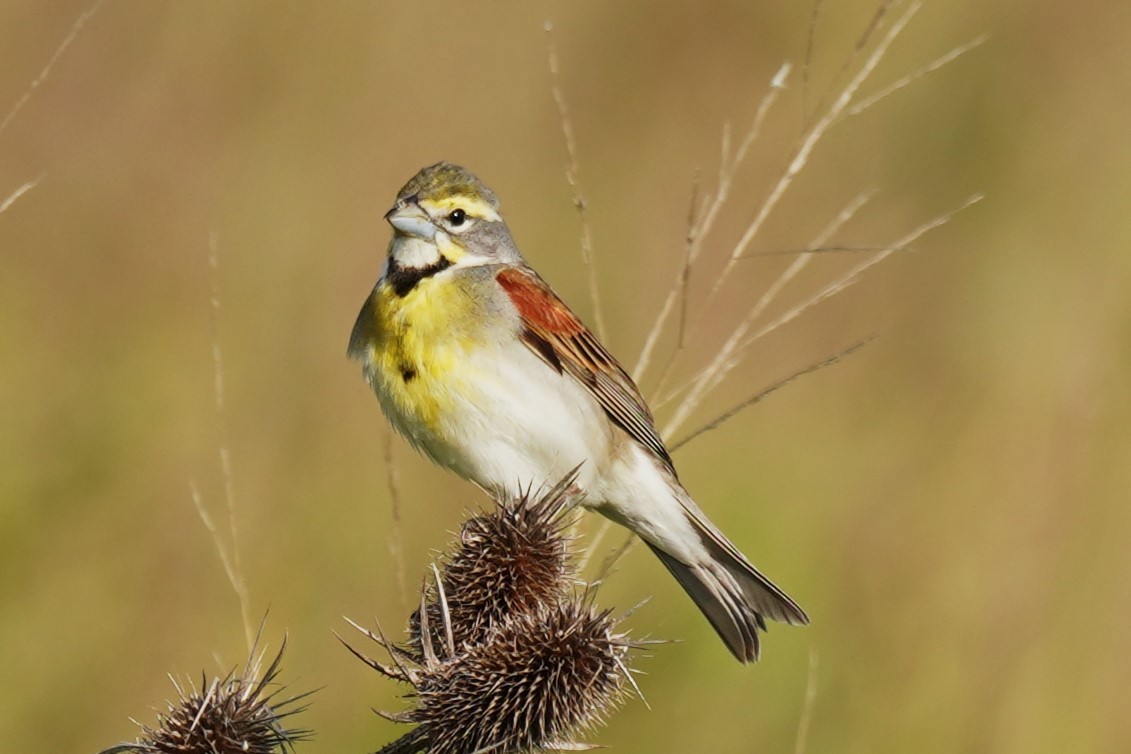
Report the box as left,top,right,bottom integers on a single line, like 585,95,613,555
385,255,453,297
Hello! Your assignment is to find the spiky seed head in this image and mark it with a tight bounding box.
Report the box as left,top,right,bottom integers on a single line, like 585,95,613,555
409,475,580,655
349,471,642,754
409,600,632,754
102,643,309,754
395,162,499,209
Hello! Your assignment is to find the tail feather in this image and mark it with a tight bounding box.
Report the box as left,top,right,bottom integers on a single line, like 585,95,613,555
647,496,808,662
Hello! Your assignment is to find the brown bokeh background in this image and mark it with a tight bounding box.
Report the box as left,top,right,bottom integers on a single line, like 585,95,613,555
2,1,1128,752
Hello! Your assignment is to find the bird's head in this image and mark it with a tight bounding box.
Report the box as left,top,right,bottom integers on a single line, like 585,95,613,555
384,162,523,273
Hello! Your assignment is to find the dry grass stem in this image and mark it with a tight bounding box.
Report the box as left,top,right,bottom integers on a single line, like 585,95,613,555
592,529,638,586
676,174,704,352
845,33,990,118
632,63,792,384
669,337,872,454
644,193,979,484
665,192,982,442
737,192,985,356
801,0,894,133
802,0,827,121
546,21,606,340
189,481,251,636
0,175,43,217
638,2,943,410
579,0,981,617
191,233,254,652
752,244,891,256
793,649,820,754
573,518,611,576
664,191,874,439
0,0,104,141
704,1,923,311
854,0,897,54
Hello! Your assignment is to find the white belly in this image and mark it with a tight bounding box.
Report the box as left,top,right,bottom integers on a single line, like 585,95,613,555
410,338,616,496
378,332,704,564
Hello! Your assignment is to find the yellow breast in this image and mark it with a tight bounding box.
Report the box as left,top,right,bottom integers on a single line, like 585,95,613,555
351,274,484,434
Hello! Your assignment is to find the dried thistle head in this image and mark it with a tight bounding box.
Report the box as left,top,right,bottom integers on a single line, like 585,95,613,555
102,640,310,754
351,600,636,754
409,473,580,655
408,599,633,754
343,471,643,754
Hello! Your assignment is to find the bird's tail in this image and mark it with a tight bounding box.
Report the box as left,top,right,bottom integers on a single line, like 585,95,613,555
645,495,808,662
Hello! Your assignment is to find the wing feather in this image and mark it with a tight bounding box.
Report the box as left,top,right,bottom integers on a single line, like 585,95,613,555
496,266,674,472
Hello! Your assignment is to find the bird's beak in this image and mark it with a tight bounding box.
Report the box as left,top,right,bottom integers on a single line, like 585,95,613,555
385,203,436,241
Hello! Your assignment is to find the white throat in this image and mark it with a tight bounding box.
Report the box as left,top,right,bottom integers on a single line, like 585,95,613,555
388,235,443,270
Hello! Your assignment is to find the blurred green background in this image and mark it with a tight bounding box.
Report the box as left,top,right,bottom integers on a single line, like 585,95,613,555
2,1,1128,752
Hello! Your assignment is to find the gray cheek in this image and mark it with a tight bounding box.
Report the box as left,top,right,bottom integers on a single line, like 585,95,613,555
467,222,525,265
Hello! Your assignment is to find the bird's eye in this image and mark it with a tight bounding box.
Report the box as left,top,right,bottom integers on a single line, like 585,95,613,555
447,209,467,227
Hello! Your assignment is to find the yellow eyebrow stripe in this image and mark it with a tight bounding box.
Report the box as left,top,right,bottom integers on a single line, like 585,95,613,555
421,196,501,222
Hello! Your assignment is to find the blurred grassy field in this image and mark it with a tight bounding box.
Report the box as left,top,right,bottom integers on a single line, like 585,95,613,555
2,1,1129,752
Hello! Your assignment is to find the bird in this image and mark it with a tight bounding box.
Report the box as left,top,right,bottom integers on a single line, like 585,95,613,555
349,162,808,662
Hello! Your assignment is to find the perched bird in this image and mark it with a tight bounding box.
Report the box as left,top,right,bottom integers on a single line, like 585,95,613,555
349,162,808,661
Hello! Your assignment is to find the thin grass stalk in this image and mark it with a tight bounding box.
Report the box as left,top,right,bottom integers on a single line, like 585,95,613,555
205,232,254,652
845,33,989,119
546,21,606,340
0,175,42,216
664,191,874,439
632,63,792,384
0,0,104,140
701,1,923,314
737,193,985,356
